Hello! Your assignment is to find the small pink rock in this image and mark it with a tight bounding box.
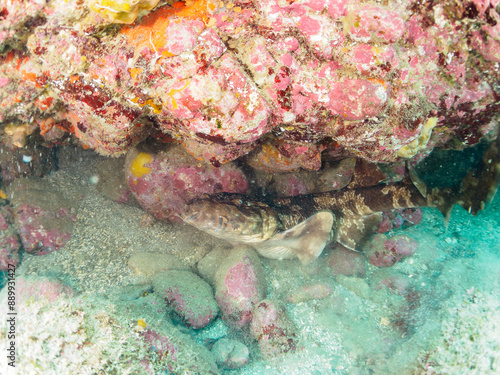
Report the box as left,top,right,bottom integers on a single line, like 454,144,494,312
15,203,73,255
141,327,219,373
250,299,298,359
125,142,248,221
152,270,219,329
8,178,77,255
377,208,423,233
385,234,418,257
364,234,418,267
328,244,366,277
214,246,267,329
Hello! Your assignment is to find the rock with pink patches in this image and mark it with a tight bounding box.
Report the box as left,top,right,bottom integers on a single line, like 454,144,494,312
400,208,423,226
141,327,219,373
385,234,418,257
344,5,405,44
250,299,298,359
364,234,418,267
125,142,248,221
214,246,267,329
152,270,219,329
1,0,500,171
364,234,400,267
16,276,75,304
61,77,149,156
159,28,226,80
326,78,388,120
8,179,77,255
157,53,272,147
181,137,257,167
328,244,366,277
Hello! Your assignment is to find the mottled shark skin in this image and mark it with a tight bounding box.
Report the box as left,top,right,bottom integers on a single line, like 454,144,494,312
183,182,432,264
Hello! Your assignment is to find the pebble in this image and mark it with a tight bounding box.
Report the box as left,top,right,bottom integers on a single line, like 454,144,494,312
153,270,219,329
211,337,250,369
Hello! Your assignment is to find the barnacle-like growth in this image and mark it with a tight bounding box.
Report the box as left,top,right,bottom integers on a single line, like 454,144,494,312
397,117,438,158
2,123,37,148
86,0,161,24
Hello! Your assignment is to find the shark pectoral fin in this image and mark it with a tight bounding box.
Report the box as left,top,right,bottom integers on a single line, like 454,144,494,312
253,211,335,264
337,212,383,251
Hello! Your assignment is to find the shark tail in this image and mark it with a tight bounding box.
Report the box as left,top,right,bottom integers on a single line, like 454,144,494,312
410,137,500,221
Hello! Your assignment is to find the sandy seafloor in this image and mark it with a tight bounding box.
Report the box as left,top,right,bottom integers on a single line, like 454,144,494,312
0,147,499,375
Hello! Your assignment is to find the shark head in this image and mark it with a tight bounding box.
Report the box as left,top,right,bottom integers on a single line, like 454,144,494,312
183,197,280,243
183,197,335,264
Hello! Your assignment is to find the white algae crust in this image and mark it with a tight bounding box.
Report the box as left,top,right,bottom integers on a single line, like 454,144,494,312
0,147,499,374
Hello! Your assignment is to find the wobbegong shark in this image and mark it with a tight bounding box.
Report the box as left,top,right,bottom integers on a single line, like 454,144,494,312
183,183,438,264
183,141,499,264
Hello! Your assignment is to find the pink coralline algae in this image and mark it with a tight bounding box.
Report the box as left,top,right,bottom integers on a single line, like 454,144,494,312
214,246,267,329
6,179,77,255
15,204,74,255
250,299,298,359
16,276,75,304
364,233,419,267
124,142,248,221
0,205,21,271
377,208,423,233
0,0,498,170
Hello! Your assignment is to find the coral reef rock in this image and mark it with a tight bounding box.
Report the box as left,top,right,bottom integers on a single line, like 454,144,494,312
0,0,498,170
124,142,248,221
